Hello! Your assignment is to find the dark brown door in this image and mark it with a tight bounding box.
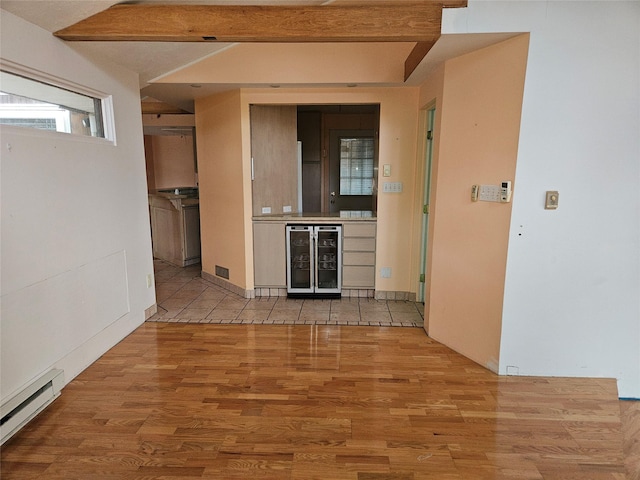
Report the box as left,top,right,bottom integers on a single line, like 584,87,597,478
328,129,375,213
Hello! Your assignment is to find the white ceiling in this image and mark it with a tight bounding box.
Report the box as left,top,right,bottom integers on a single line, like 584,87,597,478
1,1,519,111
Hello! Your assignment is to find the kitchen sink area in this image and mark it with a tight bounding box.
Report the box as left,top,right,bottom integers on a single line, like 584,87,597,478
149,187,200,267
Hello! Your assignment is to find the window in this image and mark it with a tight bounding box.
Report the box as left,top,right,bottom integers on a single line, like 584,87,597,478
0,70,106,138
339,137,375,195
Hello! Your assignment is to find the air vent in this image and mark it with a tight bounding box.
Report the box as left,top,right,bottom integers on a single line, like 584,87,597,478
215,265,229,279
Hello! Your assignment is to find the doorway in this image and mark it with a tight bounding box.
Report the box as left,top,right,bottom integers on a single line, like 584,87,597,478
328,129,375,213
297,104,379,213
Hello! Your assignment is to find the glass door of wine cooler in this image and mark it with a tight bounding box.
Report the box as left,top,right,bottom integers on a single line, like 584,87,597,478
315,226,341,294
286,225,313,294
286,224,342,297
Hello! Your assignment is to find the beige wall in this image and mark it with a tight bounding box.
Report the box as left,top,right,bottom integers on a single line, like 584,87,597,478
147,134,196,189
157,43,413,85
195,87,422,293
195,90,249,288
244,89,422,293
420,35,529,372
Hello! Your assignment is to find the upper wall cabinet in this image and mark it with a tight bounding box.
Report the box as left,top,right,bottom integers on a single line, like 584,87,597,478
250,105,299,217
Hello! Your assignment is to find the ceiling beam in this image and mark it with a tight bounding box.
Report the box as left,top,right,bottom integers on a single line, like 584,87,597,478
404,39,440,81
54,3,445,43
141,101,190,115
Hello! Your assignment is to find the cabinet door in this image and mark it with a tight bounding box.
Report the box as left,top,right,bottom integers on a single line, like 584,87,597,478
151,205,181,265
250,105,298,216
253,223,286,287
182,206,201,261
287,226,313,292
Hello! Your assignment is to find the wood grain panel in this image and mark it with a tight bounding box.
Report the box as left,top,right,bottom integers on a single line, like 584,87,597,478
344,222,377,237
250,105,298,217
343,251,376,266
344,237,376,251
405,40,439,80
253,222,287,287
343,265,376,287
54,4,445,42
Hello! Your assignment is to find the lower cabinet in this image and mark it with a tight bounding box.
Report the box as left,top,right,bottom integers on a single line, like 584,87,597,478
253,222,287,287
253,220,376,293
342,222,376,289
150,195,201,267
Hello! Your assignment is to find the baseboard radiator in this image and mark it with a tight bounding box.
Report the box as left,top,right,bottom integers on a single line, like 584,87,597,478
1,369,64,445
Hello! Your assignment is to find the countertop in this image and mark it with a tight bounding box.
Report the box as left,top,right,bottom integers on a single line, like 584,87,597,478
253,211,376,222
149,192,199,207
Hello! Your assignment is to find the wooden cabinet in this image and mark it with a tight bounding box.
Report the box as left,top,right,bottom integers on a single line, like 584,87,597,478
149,195,201,267
342,221,376,288
253,218,376,294
253,222,286,287
250,105,299,216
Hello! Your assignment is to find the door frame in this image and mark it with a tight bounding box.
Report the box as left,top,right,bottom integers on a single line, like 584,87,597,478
417,104,436,304
328,129,376,213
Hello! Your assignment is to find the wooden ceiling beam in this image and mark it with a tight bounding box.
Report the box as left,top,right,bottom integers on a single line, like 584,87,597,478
53,3,444,43
404,39,440,81
141,101,190,115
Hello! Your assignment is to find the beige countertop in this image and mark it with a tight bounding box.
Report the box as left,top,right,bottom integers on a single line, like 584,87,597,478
253,211,376,222
149,192,199,207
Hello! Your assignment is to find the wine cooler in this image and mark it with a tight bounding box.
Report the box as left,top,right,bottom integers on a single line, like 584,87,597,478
286,225,342,297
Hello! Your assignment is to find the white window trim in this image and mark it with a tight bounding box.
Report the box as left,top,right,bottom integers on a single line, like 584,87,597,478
0,59,116,144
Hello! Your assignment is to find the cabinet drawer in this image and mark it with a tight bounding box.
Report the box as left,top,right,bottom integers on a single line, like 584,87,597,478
343,251,375,266
343,237,376,252
343,222,376,238
343,266,375,288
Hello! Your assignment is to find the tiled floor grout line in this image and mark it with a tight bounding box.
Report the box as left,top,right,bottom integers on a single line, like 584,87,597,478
150,261,424,327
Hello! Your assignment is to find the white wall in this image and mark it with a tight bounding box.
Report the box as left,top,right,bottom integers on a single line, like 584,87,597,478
444,1,640,397
0,11,155,402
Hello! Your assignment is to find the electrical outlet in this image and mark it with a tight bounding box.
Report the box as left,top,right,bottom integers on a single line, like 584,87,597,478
261,207,271,214
380,267,392,278
146,274,153,288
545,191,559,209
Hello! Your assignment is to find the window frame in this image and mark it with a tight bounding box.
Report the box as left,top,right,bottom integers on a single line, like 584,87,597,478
0,60,115,144
338,135,375,196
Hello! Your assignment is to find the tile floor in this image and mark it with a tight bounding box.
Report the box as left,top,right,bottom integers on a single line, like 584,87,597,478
148,260,425,327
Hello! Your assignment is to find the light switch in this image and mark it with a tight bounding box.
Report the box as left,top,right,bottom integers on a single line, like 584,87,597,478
383,164,391,177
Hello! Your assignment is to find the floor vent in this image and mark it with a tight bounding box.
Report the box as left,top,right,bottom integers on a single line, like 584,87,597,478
215,265,230,279
1,369,64,445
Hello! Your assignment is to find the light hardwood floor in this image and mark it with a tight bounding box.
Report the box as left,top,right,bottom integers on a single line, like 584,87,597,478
2,322,636,479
